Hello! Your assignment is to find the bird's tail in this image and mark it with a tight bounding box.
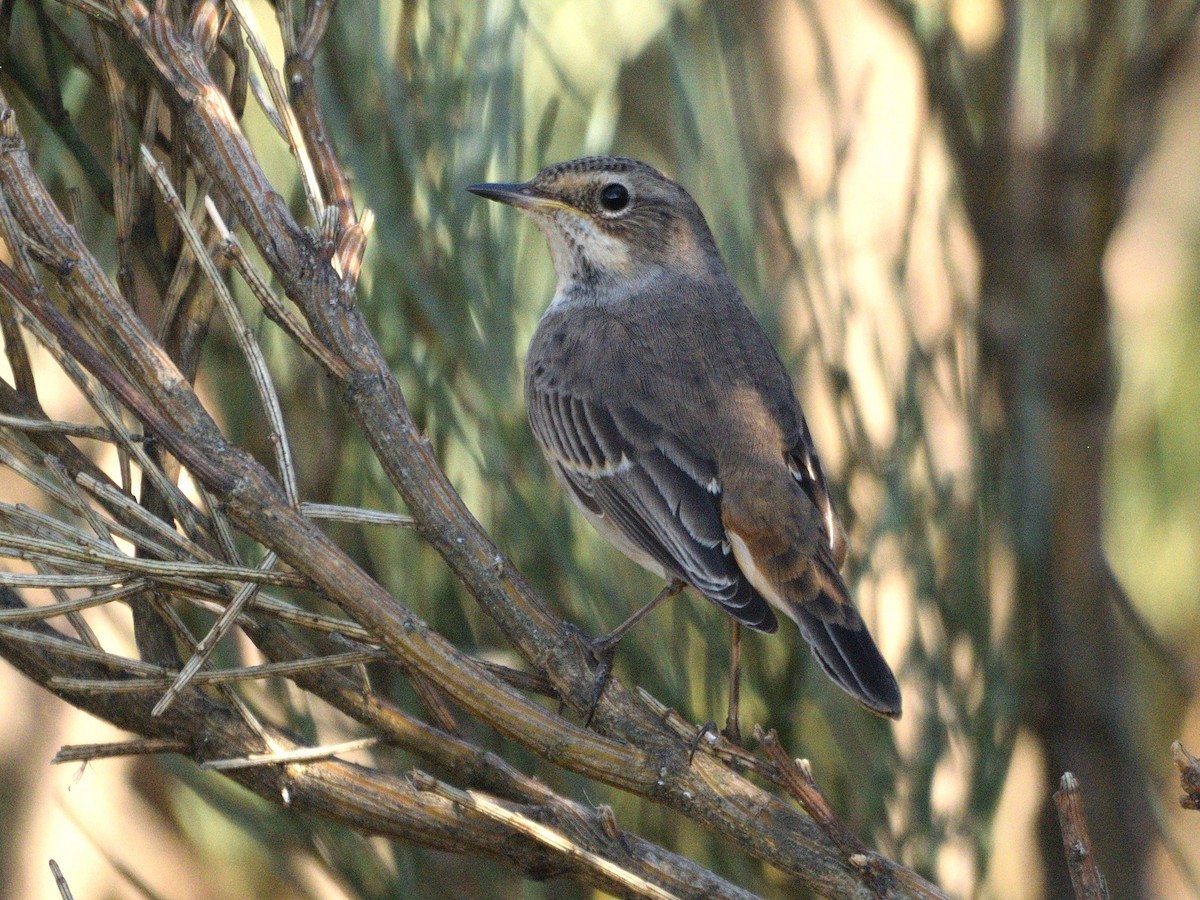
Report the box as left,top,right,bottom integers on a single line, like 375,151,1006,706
724,503,901,718
791,601,901,718
778,551,902,719
734,567,902,718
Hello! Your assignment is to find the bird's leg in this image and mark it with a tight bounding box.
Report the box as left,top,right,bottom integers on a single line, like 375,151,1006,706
582,578,686,726
722,620,742,744
688,621,744,762
590,578,686,657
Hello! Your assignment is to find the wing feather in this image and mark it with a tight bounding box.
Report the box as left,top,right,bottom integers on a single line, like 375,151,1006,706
787,418,848,568
529,383,777,632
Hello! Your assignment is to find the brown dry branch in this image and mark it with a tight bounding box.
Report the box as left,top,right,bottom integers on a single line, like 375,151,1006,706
1172,742,1200,810
757,728,947,900
0,0,946,895
0,586,743,900
52,738,190,763
1053,773,1111,900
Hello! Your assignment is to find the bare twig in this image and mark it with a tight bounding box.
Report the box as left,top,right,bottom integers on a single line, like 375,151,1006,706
224,0,324,220
219,591,372,639
0,583,145,623
151,551,276,715
756,727,948,899
53,738,189,763
206,199,352,380
1054,773,1111,899
92,23,138,305
0,293,37,396
286,0,356,230
0,413,118,441
141,146,300,507
301,502,415,527
757,727,869,858
413,770,682,900
0,531,308,587
203,736,382,770
0,623,166,675
48,647,391,693
0,572,135,589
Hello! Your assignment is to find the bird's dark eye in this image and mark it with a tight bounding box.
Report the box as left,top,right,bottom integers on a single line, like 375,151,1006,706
599,183,629,212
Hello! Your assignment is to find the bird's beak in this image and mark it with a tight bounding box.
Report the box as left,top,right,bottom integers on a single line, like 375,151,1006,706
467,181,574,213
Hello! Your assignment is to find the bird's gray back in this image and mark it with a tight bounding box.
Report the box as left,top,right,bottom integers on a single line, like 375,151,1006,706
524,272,802,460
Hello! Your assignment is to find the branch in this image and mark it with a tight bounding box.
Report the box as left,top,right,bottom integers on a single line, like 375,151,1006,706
757,728,949,899
0,0,951,893
1053,773,1111,899
76,4,913,889
0,586,752,900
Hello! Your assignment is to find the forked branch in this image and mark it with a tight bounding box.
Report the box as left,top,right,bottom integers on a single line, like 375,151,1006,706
0,0,946,894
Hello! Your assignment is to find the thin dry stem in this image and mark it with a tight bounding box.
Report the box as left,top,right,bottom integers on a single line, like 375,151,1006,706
1054,773,1111,899
141,146,300,507
756,726,946,899
0,583,145,623
414,771,682,900
301,502,415,527
0,623,166,675
53,738,189,763
206,198,352,379
48,647,390,693
203,736,382,770
225,0,324,220
151,551,275,715
49,859,73,900
0,531,308,587
0,413,120,441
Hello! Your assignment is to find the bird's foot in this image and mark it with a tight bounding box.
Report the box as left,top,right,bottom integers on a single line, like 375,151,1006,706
581,634,618,727
688,721,720,763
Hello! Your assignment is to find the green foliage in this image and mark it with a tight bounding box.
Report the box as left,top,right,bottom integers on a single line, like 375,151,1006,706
248,0,1001,890
1,0,1018,894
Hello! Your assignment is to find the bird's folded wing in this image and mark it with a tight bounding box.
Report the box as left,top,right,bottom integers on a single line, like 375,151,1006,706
786,417,847,568
529,385,777,632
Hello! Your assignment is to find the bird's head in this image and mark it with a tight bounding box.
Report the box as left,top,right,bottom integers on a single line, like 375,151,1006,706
469,156,721,293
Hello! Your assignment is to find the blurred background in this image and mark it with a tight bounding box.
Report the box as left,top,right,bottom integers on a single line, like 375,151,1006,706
0,0,1198,896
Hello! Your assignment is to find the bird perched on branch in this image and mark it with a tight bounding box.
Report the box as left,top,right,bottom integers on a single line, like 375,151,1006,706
469,156,900,735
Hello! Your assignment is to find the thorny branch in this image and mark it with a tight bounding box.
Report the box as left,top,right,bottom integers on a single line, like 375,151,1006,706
0,0,945,895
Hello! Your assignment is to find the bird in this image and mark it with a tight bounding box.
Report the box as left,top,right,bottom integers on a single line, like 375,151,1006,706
468,156,901,733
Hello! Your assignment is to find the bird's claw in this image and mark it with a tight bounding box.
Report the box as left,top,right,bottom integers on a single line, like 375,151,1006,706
582,637,617,727
688,720,720,763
